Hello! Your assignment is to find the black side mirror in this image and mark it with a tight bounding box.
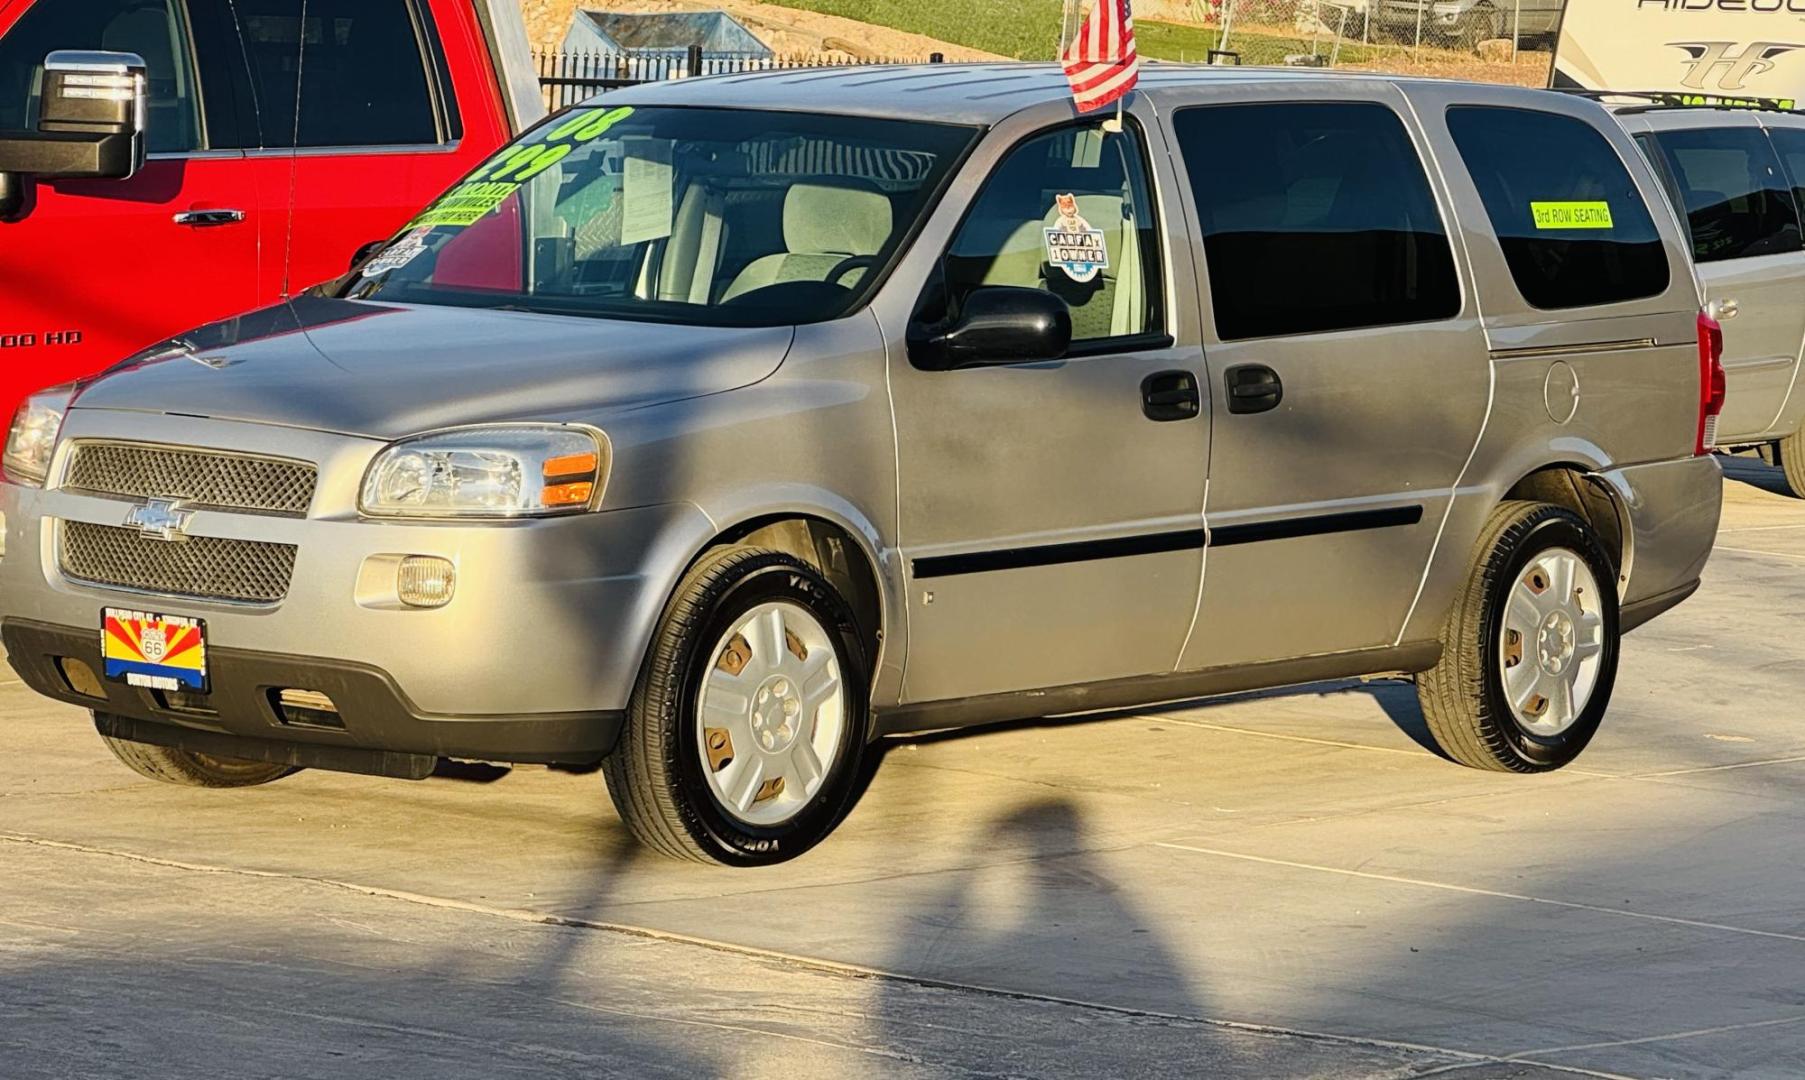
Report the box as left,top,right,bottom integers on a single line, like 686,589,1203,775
0,50,149,220
908,286,1073,371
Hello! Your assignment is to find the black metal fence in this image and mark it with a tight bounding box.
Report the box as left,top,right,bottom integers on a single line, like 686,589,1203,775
534,46,947,111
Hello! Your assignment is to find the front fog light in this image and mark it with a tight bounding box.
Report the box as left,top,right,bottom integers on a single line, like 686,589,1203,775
397,555,456,608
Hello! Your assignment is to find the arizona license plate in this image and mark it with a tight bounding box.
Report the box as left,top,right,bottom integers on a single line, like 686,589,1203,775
102,608,208,692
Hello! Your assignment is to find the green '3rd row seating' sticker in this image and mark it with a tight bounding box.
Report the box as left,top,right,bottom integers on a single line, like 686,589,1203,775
1531,201,1614,230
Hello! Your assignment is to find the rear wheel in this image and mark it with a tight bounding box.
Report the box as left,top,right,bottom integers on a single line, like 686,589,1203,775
1775,428,1805,497
1417,502,1620,772
604,546,870,866
98,723,298,788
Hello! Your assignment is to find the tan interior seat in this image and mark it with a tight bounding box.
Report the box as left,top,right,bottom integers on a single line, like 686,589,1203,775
721,183,894,301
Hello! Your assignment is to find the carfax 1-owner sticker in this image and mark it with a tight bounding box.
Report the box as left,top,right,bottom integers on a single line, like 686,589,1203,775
1045,193,1110,283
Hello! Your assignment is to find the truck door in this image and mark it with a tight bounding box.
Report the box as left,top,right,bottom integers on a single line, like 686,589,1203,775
236,0,509,297
1164,87,1491,670
1635,113,1805,444
0,0,262,406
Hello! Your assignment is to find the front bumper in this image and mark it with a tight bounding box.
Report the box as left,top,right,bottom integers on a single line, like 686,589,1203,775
0,409,721,763
4,618,623,770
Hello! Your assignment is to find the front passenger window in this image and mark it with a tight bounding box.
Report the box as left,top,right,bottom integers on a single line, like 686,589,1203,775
939,122,1164,345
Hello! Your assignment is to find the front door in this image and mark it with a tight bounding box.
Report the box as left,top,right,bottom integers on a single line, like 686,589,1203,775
888,114,1210,705
0,0,261,409
1636,115,1805,443
231,0,503,297
1166,91,1491,670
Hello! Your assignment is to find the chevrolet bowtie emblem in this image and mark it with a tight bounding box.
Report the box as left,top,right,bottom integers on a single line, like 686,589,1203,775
124,499,193,542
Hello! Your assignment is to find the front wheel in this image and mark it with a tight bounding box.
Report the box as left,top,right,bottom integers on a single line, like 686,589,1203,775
1417,502,1620,772
98,722,299,788
604,546,870,866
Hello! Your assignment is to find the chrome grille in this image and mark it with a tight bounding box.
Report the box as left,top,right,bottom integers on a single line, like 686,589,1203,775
64,442,317,517
60,522,297,604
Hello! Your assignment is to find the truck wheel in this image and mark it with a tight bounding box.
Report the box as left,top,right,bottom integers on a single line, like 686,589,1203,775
1417,502,1619,772
1775,429,1805,498
604,546,870,866
98,725,298,788
1454,4,1499,46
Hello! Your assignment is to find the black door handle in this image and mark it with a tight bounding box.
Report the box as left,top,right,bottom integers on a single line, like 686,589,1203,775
1141,369,1201,422
1224,364,1283,414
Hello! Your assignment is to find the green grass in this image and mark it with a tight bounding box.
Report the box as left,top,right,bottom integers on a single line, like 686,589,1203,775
772,0,1067,59
766,0,1383,66
1135,20,1383,66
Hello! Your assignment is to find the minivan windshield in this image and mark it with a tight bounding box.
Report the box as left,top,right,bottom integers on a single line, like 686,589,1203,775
345,106,978,327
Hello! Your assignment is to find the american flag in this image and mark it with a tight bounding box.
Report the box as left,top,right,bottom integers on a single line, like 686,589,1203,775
1061,0,1140,113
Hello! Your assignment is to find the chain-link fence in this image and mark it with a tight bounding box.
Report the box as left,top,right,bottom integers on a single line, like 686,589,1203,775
534,47,948,111
1143,0,1554,84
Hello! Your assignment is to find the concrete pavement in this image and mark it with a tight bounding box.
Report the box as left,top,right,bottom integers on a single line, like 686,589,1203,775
4,457,1804,1078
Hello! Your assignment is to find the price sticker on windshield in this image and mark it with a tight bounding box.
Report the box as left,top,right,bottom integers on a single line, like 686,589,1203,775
409,107,638,229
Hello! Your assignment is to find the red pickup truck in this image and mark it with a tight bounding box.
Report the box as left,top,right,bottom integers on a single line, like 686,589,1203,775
0,0,544,412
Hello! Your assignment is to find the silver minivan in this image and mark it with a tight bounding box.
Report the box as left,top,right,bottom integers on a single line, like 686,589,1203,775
1613,100,1805,495
0,66,1723,865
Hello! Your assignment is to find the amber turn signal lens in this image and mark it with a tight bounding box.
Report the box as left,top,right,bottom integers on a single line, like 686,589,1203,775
542,481,594,507
543,451,599,479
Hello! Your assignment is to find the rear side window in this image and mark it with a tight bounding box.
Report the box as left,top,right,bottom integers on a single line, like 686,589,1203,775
1172,102,1461,342
0,0,202,153
1765,126,1805,226
233,0,442,148
1447,106,1669,310
1645,126,1802,263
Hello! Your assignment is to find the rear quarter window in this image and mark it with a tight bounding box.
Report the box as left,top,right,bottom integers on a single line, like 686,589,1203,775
1447,106,1670,310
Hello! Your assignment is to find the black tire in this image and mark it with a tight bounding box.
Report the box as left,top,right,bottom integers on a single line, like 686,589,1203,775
98,726,299,788
1452,4,1498,48
1416,502,1620,772
1775,429,1805,498
603,546,871,866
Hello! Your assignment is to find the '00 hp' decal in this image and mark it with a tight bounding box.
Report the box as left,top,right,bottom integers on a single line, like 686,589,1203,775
0,330,82,348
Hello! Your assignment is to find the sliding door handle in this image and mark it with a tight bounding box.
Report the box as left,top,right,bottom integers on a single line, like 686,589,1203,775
1224,364,1283,415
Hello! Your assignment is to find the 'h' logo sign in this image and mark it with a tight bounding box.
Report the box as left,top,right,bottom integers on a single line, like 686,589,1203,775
1673,41,1805,92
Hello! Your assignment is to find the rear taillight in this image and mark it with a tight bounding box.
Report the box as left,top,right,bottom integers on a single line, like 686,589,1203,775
1697,310,1726,456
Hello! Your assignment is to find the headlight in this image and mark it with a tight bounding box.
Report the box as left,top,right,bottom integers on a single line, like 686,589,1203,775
360,425,607,518
3,383,75,487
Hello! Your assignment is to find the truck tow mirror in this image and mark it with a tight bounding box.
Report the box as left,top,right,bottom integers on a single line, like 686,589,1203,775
0,50,149,220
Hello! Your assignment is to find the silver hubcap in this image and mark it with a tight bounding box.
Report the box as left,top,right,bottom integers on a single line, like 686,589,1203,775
1499,548,1606,736
696,601,845,827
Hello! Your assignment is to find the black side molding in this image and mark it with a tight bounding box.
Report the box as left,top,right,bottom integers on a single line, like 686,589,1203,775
912,505,1425,579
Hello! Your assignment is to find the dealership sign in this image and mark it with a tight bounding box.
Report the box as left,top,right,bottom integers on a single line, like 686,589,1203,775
1553,0,1805,108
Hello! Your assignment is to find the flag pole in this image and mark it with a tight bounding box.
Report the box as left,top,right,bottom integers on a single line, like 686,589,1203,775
1103,95,1124,133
